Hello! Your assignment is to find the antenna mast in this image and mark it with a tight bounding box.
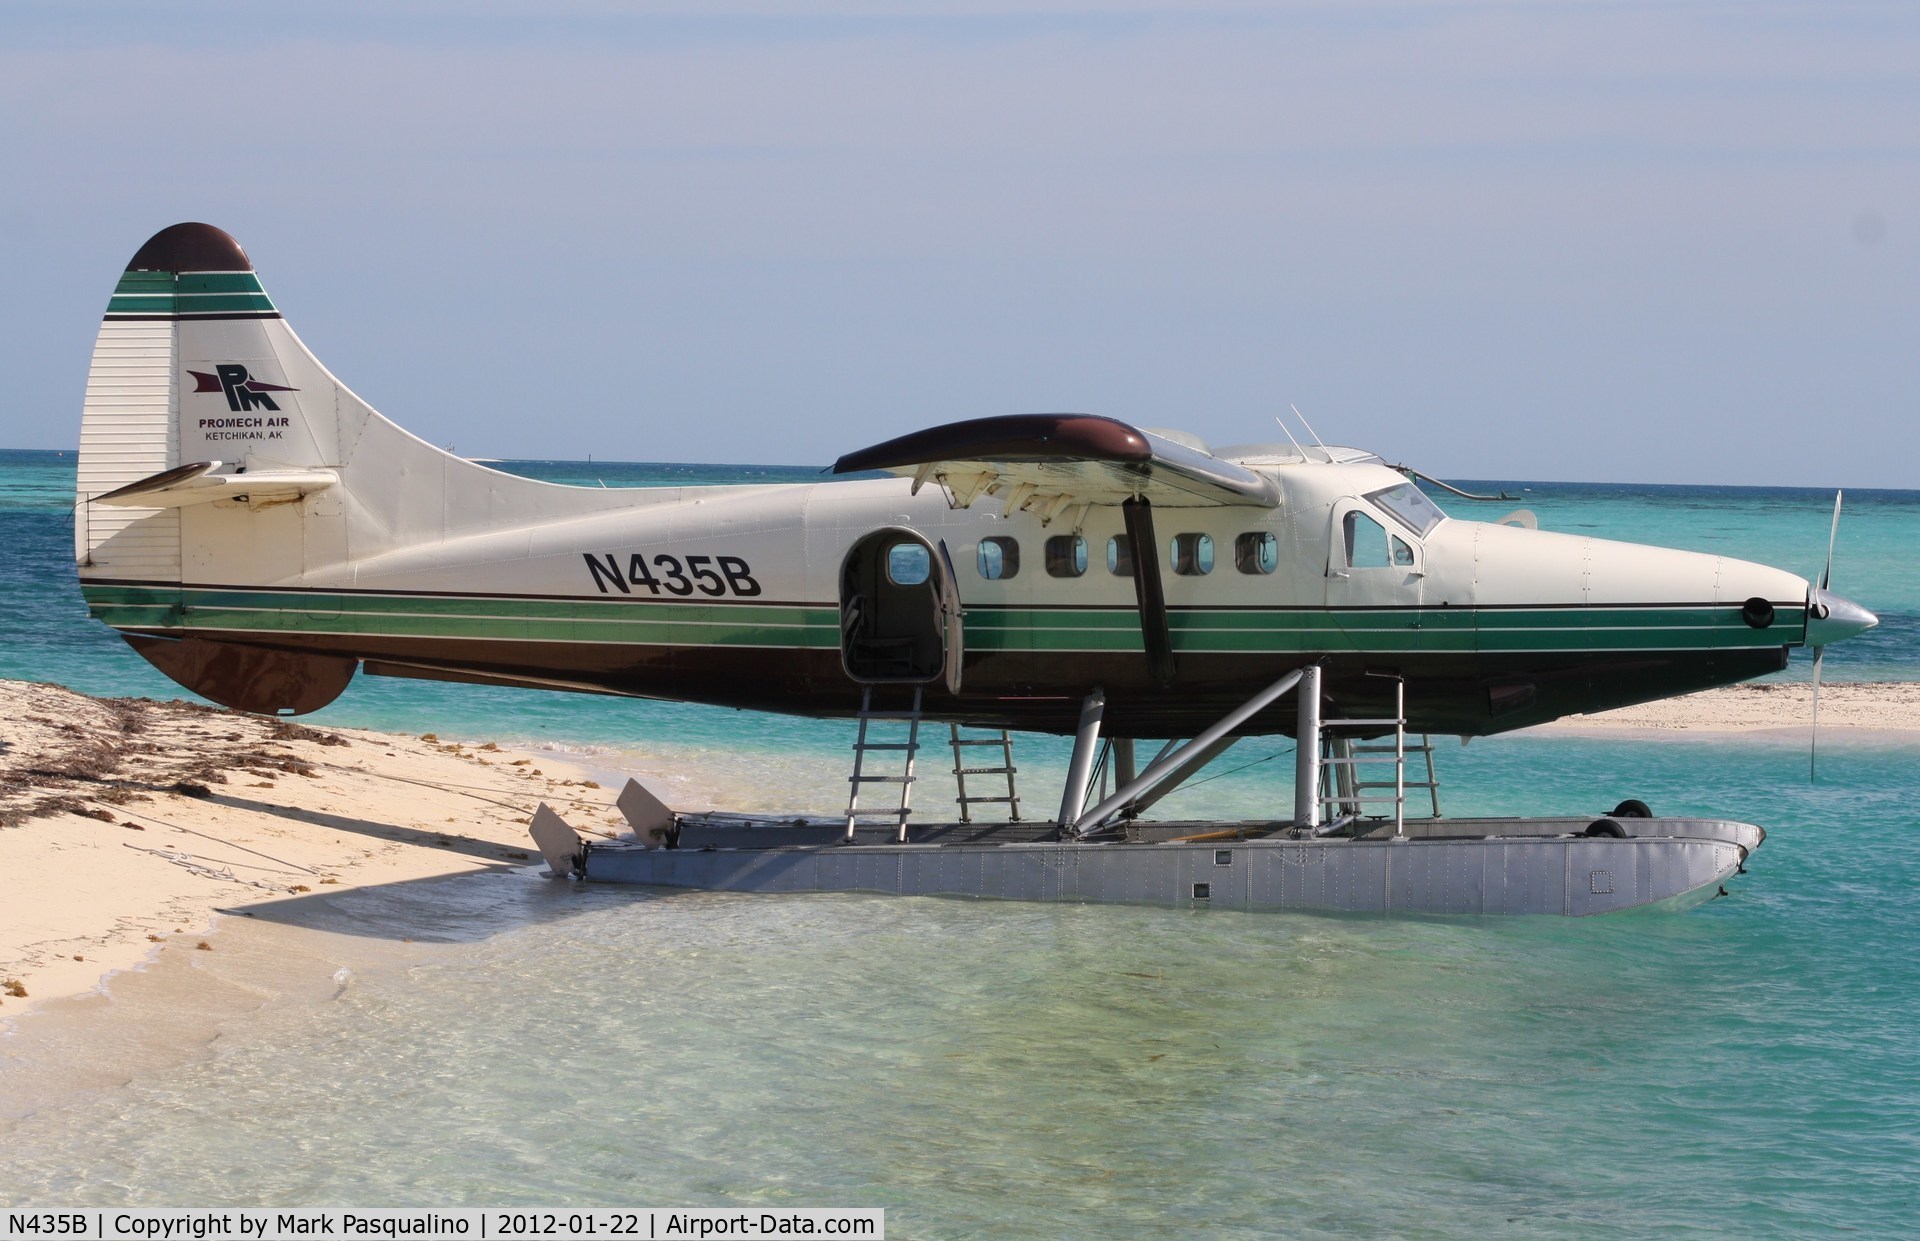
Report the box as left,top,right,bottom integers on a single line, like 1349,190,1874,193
1272,415,1308,462
1290,403,1332,463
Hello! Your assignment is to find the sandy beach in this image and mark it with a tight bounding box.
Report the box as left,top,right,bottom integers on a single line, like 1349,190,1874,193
1530,679,1920,737
0,680,631,1021
4,677,1917,1019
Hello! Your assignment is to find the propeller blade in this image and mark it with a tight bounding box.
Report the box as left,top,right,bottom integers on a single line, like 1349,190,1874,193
1821,490,1843,591
1810,645,1824,782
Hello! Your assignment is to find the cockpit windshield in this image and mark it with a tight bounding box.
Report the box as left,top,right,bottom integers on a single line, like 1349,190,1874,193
1366,482,1447,538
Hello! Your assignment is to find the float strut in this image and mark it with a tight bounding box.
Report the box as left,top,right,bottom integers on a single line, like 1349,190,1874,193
1056,688,1106,827
1113,738,1137,788
1294,664,1322,830
1072,667,1305,836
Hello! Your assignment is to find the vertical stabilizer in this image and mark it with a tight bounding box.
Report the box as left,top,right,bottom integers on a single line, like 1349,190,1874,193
74,224,262,572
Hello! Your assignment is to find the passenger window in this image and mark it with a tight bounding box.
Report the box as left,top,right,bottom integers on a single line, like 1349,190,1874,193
1236,532,1277,575
1171,533,1213,576
1343,511,1392,569
1045,535,1087,578
978,536,1019,580
1391,535,1415,567
1107,535,1134,577
888,542,931,585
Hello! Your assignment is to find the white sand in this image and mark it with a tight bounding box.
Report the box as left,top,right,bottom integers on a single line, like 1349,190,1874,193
0,680,632,1019
1531,681,1920,736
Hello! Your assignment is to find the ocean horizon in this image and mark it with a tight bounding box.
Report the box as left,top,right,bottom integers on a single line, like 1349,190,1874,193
3,447,1918,1236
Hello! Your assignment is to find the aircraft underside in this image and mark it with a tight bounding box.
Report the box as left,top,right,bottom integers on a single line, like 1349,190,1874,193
106,608,1791,737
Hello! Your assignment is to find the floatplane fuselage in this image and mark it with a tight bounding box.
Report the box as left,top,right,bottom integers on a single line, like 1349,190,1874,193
71,224,1880,915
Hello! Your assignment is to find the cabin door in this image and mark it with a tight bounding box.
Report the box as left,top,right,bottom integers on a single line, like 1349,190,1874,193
840,529,964,693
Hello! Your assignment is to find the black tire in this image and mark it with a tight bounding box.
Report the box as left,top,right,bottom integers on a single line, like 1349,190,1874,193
1584,818,1628,838
1610,798,1653,818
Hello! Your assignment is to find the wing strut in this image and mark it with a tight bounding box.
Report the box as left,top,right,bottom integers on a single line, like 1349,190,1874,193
1122,497,1175,686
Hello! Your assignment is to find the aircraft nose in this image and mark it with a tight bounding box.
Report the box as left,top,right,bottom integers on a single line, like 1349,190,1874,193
1807,587,1878,646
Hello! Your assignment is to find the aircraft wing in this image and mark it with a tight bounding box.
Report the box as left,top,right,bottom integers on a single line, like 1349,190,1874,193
832,414,1281,519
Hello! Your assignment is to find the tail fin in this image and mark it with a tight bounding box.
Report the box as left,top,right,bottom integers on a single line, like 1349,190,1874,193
75,223,366,711
74,222,628,714
77,223,347,569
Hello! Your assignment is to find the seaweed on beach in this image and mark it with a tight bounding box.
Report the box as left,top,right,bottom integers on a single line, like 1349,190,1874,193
266,719,350,747
1,686,341,827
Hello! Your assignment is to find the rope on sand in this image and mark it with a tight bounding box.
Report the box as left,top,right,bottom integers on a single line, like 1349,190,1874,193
122,844,289,893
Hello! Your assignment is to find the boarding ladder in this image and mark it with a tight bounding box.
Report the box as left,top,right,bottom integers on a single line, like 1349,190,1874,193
1318,679,1441,834
845,685,923,842
949,725,1022,823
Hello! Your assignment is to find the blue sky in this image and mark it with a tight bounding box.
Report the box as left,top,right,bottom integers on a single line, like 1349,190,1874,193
3,1,1914,485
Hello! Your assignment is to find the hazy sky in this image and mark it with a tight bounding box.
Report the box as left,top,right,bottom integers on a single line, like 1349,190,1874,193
3,1,1914,485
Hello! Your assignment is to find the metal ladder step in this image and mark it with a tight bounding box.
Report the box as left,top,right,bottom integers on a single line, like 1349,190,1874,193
846,685,923,842
950,723,1022,824
1317,682,1444,833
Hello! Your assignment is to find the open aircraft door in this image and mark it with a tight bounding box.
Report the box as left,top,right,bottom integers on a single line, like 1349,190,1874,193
934,538,964,694
840,528,963,694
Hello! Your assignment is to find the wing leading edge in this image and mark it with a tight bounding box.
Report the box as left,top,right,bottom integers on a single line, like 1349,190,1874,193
832,413,1282,522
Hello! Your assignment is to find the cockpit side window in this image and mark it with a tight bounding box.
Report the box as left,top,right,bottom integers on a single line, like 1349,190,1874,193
1343,510,1394,569
1367,482,1446,538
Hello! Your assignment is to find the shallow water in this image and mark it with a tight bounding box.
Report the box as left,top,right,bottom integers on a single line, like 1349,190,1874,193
4,740,1917,1238
4,451,1919,1232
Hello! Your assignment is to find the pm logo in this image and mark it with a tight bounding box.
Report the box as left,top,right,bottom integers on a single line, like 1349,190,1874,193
188,364,298,413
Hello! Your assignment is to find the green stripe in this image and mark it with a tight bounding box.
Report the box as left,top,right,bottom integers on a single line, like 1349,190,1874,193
113,272,174,294
175,273,265,295
83,584,1804,657
86,585,840,650
176,293,276,313
104,271,275,316
972,603,1794,654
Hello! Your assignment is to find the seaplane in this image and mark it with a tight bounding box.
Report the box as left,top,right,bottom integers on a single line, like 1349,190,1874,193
73,223,1879,916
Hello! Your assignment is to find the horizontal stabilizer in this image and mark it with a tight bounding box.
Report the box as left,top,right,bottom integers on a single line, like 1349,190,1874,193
833,413,1282,517
91,460,338,509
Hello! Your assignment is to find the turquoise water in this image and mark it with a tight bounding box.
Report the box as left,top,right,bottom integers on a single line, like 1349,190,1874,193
3,449,1919,1233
